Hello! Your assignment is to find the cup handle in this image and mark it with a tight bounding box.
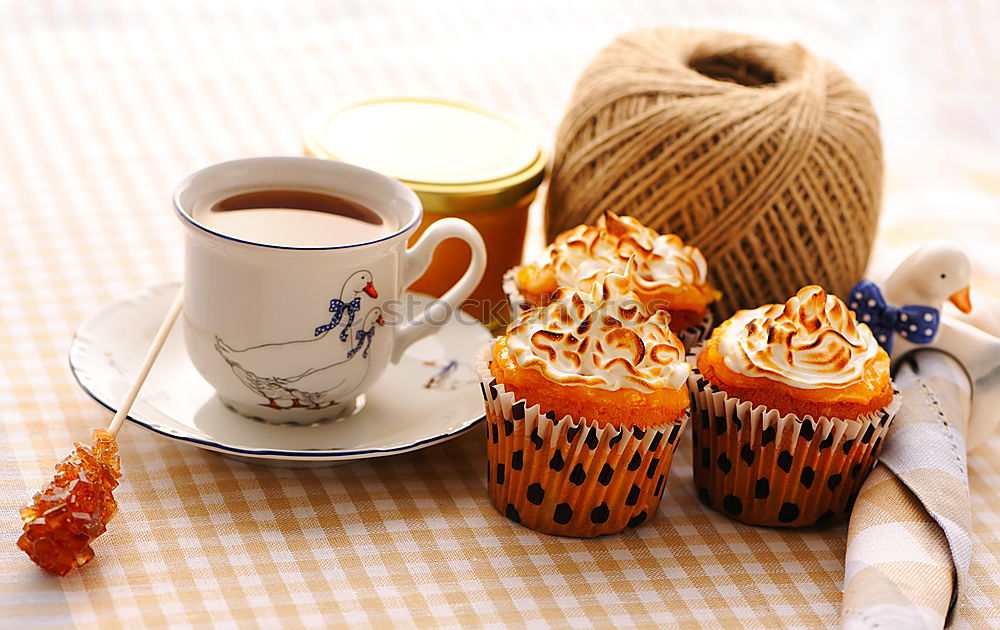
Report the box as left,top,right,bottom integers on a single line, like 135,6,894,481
391,218,487,362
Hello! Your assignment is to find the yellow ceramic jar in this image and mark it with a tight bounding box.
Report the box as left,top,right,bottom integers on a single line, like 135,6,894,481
305,97,546,327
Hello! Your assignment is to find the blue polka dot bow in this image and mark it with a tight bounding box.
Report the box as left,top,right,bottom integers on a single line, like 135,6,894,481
347,325,376,359
314,296,362,337
848,279,940,354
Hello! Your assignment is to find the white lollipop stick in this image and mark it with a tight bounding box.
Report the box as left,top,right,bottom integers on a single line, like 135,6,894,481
106,288,184,437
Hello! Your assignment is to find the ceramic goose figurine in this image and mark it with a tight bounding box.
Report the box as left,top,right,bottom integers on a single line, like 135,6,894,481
881,241,972,358
852,241,1000,449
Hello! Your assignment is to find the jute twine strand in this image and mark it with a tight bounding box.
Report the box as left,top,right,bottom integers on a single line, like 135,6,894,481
545,28,883,316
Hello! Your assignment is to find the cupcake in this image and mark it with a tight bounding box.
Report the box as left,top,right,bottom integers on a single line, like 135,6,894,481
505,211,720,347
688,286,900,528
479,262,691,537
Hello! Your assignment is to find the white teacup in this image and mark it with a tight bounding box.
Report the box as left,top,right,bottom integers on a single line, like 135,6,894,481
174,157,487,424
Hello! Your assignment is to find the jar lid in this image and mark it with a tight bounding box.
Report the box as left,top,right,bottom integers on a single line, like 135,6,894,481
304,97,547,212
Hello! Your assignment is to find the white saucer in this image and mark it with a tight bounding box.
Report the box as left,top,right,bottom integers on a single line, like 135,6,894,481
69,282,491,467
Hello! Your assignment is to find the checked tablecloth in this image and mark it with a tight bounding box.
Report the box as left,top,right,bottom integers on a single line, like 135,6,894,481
2,1,999,627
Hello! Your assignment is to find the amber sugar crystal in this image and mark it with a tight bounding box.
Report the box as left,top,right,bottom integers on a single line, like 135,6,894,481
18,429,121,576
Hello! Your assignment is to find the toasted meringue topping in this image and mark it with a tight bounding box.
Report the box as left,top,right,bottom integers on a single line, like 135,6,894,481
530,211,712,295
504,262,690,392
716,286,880,389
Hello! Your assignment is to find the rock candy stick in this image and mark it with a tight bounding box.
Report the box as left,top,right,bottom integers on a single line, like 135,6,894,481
18,289,183,575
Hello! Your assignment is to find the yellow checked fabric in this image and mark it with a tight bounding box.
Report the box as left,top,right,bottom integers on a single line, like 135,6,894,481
1,1,999,628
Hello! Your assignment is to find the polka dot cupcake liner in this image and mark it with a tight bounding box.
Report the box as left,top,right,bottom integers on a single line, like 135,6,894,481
678,310,714,350
502,266,713,349
477,344,690,537
501,267,533,320
685,346,901,528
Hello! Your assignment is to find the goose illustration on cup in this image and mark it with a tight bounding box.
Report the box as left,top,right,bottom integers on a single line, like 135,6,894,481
175,157,487,424
272,308,387,410
314,270,379,341
213,270,383,411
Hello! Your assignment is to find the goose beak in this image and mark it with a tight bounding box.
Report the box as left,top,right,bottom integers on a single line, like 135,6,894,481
948,286,972,314
376,314,385,326
363,282,378,298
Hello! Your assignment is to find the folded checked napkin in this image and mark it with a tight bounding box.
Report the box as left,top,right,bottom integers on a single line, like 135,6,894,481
841,350,973,629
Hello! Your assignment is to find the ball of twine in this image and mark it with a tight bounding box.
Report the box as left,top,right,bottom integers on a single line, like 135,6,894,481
545,28,883,316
